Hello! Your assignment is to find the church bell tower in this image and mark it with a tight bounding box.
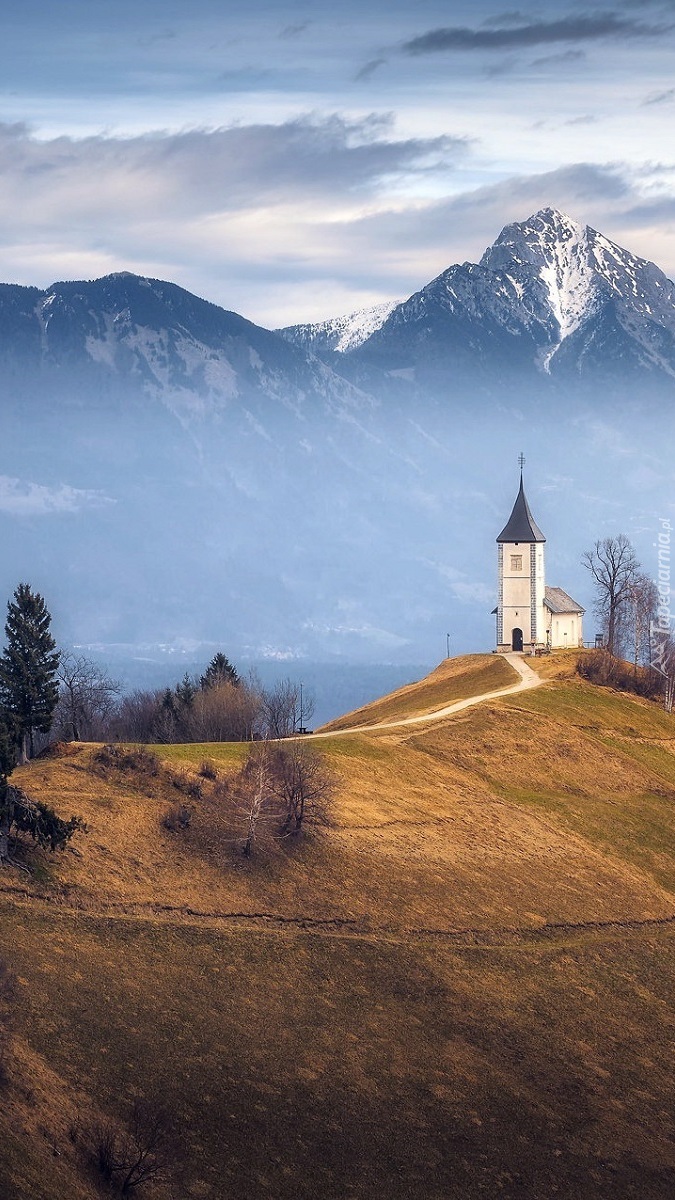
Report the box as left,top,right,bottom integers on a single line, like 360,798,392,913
495,457,546,652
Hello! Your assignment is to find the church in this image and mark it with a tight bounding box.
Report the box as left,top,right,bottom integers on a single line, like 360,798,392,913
493,465,584,653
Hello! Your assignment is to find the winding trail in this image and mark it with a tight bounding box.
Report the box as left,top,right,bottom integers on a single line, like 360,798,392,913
311,652,543,738
2,887,674,950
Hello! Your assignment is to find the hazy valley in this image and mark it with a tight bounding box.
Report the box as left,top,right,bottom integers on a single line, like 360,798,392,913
0,208,672,686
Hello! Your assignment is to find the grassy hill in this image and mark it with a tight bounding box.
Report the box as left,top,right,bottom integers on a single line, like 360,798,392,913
318,652,517,730
1,652,675,1198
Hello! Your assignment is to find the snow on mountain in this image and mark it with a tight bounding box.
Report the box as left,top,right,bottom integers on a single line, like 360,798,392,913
480,207,675,375
281,208,675,387
483,209,596,345
277,300,397,355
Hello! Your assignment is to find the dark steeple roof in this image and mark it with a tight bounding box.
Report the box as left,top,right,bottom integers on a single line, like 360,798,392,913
496,474,546,543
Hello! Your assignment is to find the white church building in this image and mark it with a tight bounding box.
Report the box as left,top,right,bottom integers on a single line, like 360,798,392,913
493,469,584,653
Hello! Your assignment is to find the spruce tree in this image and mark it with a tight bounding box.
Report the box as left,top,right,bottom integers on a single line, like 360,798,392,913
0,584,60,763
200,652,239,690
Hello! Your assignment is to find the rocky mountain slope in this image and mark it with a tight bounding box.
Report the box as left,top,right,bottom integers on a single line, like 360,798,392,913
0,271,369,420
280,208,675,392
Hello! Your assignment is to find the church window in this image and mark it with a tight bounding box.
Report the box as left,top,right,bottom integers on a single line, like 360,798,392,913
510,554,523,571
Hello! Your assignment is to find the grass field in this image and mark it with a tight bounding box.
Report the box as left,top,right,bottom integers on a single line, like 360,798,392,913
1,652,675,1198
319,653,516,729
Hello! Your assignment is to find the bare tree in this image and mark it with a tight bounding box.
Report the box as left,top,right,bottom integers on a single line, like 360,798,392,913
270,742,337,837
234,741,277,857
262,678,315,738
582,535,640,655
55,652,121,741
89,1099,173,1194
626,573,659,670
188,681,261,742
111,689,163,742
230,740,337,855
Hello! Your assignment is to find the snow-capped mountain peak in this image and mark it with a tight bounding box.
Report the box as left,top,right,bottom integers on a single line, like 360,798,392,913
277,300,397,356
482,208,595,343
278,207,675,387
479,206,675,370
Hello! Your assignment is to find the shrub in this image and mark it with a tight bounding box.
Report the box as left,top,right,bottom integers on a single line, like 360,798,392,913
167,769,203,801
87,1100,173,1193
93,744,161,777
576,650,663,699
198,758,218,780
162,803,192,833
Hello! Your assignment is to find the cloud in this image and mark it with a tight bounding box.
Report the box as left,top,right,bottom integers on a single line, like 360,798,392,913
355,57,388,81
530,49,586,67
301,159,675,309
401,14,671,55
279,22,309,39
136,29,176,49
483,11,531,28
333,162,632,258
0,118,672,330
0,116,465,221
643,87,675,105
0,476,114,516
0,115,472,322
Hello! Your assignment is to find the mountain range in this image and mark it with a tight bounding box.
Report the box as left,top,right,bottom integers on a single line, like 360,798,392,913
0,207,672,700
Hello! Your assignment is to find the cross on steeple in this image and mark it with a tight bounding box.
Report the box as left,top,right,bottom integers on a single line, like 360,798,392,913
518,451,526,472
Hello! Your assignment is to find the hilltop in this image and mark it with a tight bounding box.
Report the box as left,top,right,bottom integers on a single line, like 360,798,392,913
1,652,675,1198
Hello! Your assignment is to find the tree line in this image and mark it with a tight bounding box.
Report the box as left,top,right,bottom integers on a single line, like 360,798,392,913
0,582,320,866
62,653,314,746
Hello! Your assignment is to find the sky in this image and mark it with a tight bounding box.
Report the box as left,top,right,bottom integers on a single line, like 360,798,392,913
2,0,675,326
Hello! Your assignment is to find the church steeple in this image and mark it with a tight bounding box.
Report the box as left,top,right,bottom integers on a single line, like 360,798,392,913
495,457,546,651
496,472,546,544
493,457,584,653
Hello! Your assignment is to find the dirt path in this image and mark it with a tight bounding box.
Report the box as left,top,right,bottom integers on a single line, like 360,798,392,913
2,887,674,950
311,652,543,738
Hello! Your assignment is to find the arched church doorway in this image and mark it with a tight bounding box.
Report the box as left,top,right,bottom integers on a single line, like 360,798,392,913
512,627,523,652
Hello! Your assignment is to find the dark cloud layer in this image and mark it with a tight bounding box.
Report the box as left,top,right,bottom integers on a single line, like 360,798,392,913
402,13,670,55
0,116,466,219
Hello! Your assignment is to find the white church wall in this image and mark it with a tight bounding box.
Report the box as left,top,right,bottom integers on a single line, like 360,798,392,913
547,611,583,649
500,541,540,646
533,545,546,644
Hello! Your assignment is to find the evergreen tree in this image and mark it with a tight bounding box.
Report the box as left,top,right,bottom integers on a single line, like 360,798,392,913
200,652,239,691
175,673,197,707
0,584,60,763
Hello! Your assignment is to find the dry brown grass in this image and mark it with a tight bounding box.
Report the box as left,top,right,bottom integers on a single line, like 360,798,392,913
319,653,516,729
1,656,675,1198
